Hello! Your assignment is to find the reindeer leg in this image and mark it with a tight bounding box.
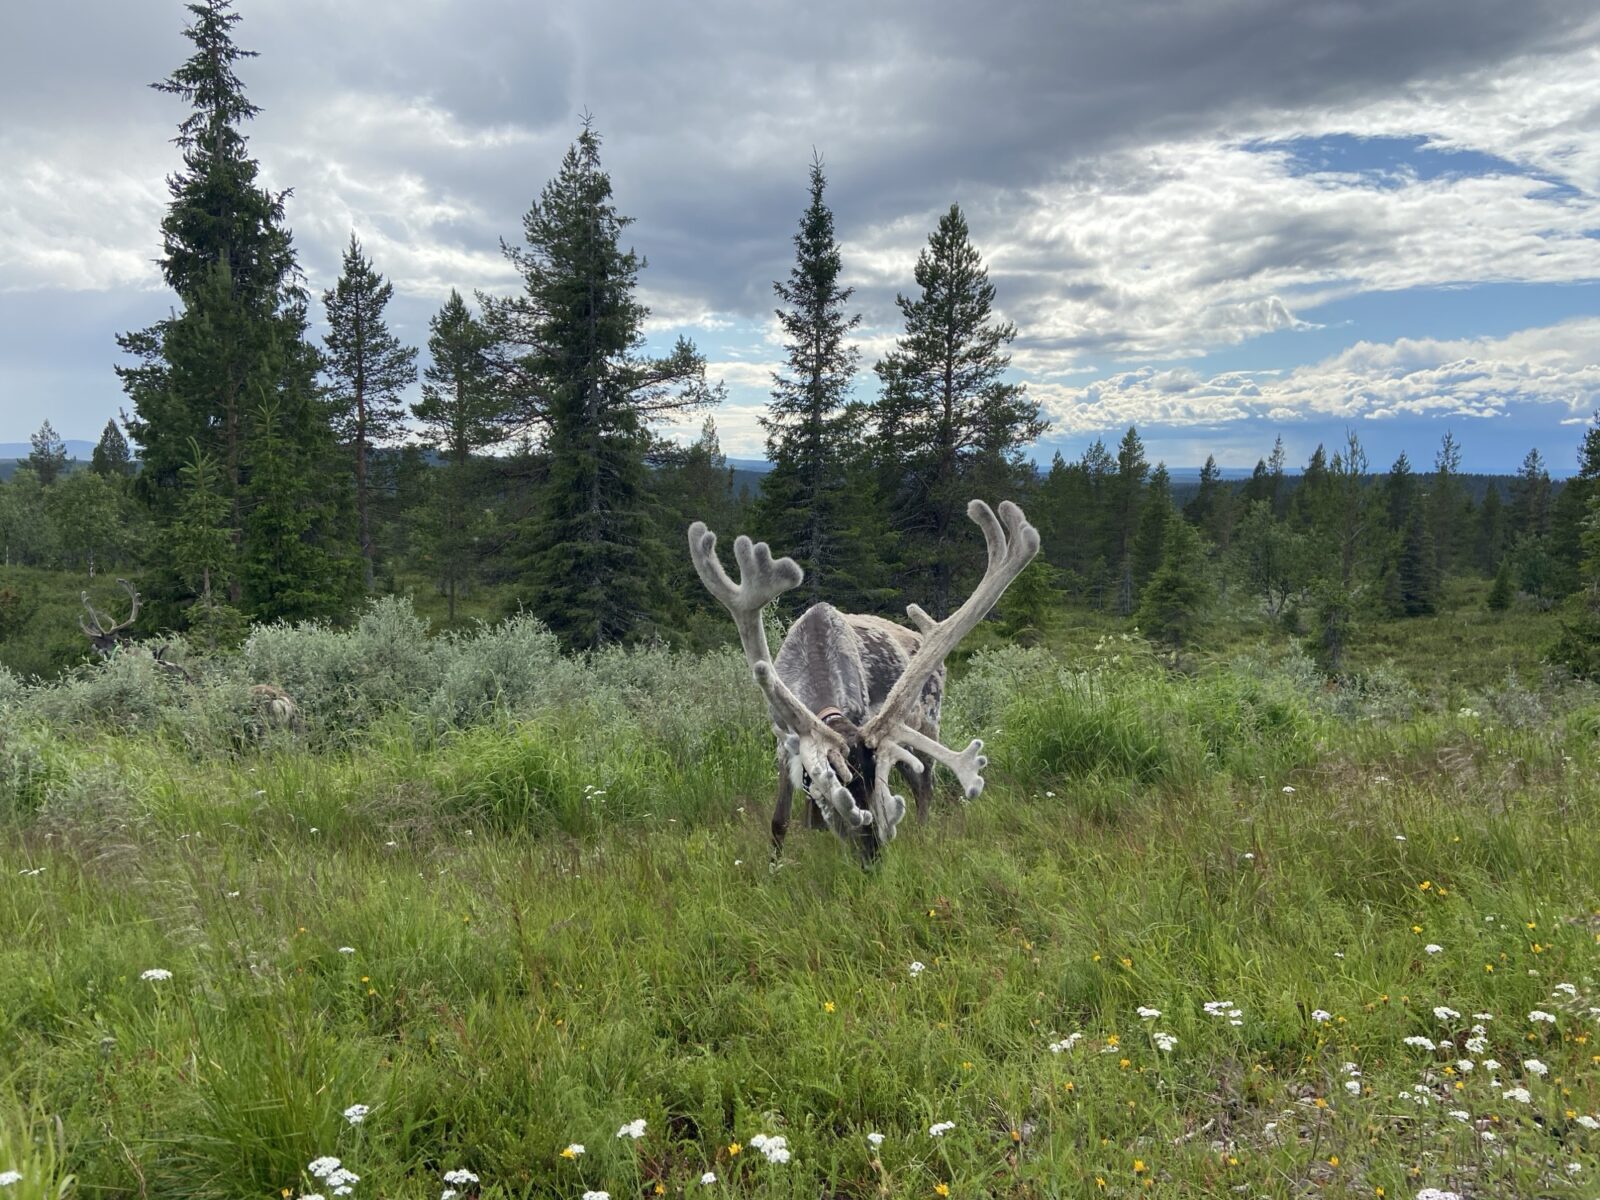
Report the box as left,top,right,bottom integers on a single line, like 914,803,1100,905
903,752,936,822
771,768,794,861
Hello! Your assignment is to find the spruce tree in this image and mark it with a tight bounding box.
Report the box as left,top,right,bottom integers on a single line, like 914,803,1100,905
26,421,68,484
1547,419,1599,597
1137,513,1212,649
1184,454,1232,548
323,234,418,589
481,118,713,648
1487,558,1514,612
413,289,500,622
1394,504,1439,616
1474,483,1506,574
1429,431,1467,576
1507,447,1552,539
91,420,133,478
756,157,870,608
1548,493,1600,678
873,203,1045,616
1110,427,1148,615
117,0,352,624
1132,462,1172,595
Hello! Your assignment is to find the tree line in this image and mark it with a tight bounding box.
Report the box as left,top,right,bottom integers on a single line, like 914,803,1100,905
4,0,1599,683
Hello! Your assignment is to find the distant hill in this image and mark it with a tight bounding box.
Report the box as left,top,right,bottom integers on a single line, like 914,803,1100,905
0,440,96,459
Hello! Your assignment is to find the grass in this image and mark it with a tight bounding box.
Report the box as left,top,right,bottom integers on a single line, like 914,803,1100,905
0,609,1598,1198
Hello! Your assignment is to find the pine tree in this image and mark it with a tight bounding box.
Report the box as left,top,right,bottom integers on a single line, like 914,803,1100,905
1110,427,1148,615
413,289,500,623
873,203,1045,616
91,420,133,478
323,234,418,589
117,0,352,624
1137,514,1212,649
1487,558,1514,612
756,156,869,608
1429,432,1467,576
26,421,68,484
1474,483,1506,574
481,118,713,648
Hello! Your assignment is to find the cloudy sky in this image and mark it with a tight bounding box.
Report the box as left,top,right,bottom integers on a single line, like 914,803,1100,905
3,0,1598,472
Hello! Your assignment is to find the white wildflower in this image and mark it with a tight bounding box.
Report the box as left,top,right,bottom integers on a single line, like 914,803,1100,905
441,1191,457,1200
1502,1086,1532,1104
929,1121,956,1137
1448,1109,1470,1122
909,961,926,977
1243,852,1256,860
1528,1010,1556,1024
338,947,356,955
1403,1036,1438,1051
1394,834,1406,841
308,1158,342,1179
562,1143,584,1157
616,1118,647,1140
1554,982,1578,996
1523,1058,1548,1077
1433,1006,1460,1021
0,1173,20,1188
343,1104,369,1125
748,1134,790,1163
441,1169,479,1186
1482,1058,1500,1071
1465,1037,1488,1054
1577,1115,1600,1130
582,1192,610,1200
1472,1012,1494,1021
1345,1080,1361,1095
867,1132,885,1147
700,1172,717,1184
1137,1006,1161,1020
1153,1031,1178,1052
1424,944,1443,955
19,867,44,877
1567,1163,1582,1175
1048,1032,1082,1053
140,968,173,982
1343,1062,1361,1076
1456,1059,1474,1073
1311,1009,1332,1023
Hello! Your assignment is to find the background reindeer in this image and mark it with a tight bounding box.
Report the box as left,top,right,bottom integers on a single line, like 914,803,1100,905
689,498,1039,860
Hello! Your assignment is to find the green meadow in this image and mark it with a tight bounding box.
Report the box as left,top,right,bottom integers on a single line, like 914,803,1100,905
1,598,1597,1199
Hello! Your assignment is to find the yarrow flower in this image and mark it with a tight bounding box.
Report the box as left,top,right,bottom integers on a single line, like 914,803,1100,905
867,1132,885,1147
1048,1033,1082,1053
1137,1006,1161,1020
308,1158,343,1179
1344,1080,1361,1095
1433,1006,1460,1021
1415,1187,1464,1200
909,961,926,977
1153,1031,1178,1052
1528,1010,1557,1024
616,1119,647,1140
338,947,356,955
1403,1036,1438,1051
1523,1058,1548,1077
441,1169,479,1186
561,1144,585,1159
929,1121,956,1137
1424,944,1443,955
140,968,173,982
1503,1086,1533,1104
0,1173,20,1188
747,1134,790,1164
700,1172,716,1185
343,1104,369,1125
1576,1115,1600,1130
1311,1010,1332,1023
582,1192,610,1200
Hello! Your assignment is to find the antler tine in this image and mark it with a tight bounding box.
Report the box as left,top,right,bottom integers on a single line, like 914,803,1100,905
862,499,1039,797
80,591,107,638
114,579,141,632
687,520,843,750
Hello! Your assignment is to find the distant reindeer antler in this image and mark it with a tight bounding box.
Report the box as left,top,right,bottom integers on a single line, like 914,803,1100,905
862,500,1040,800
80,579,141,656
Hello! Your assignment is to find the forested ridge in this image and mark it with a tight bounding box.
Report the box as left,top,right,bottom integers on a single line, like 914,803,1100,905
3,0,1599,686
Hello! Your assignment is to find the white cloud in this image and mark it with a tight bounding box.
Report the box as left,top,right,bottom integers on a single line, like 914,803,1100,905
1035,318,1600,434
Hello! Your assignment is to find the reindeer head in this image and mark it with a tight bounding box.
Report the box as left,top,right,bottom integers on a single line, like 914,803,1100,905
80,579,141,657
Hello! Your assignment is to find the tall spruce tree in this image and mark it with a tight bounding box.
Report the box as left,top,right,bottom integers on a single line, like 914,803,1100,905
413,290,500,622
1429,431,1466,576
1110,427,1149,615
873,204,1045,616
756,156,869,607
117,0,353,623
481,118,713,648
323,234,418,589
26,421,68,484
91,420,133,478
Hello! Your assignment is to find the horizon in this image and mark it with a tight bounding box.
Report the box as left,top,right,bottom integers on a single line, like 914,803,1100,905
2,1,1598,473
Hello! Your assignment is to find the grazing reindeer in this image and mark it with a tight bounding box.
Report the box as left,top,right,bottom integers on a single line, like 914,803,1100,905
79,579,141,657
689,499,1039,861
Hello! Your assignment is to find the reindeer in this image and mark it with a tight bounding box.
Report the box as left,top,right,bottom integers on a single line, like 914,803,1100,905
79,578,141,657
689,499,1039,861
